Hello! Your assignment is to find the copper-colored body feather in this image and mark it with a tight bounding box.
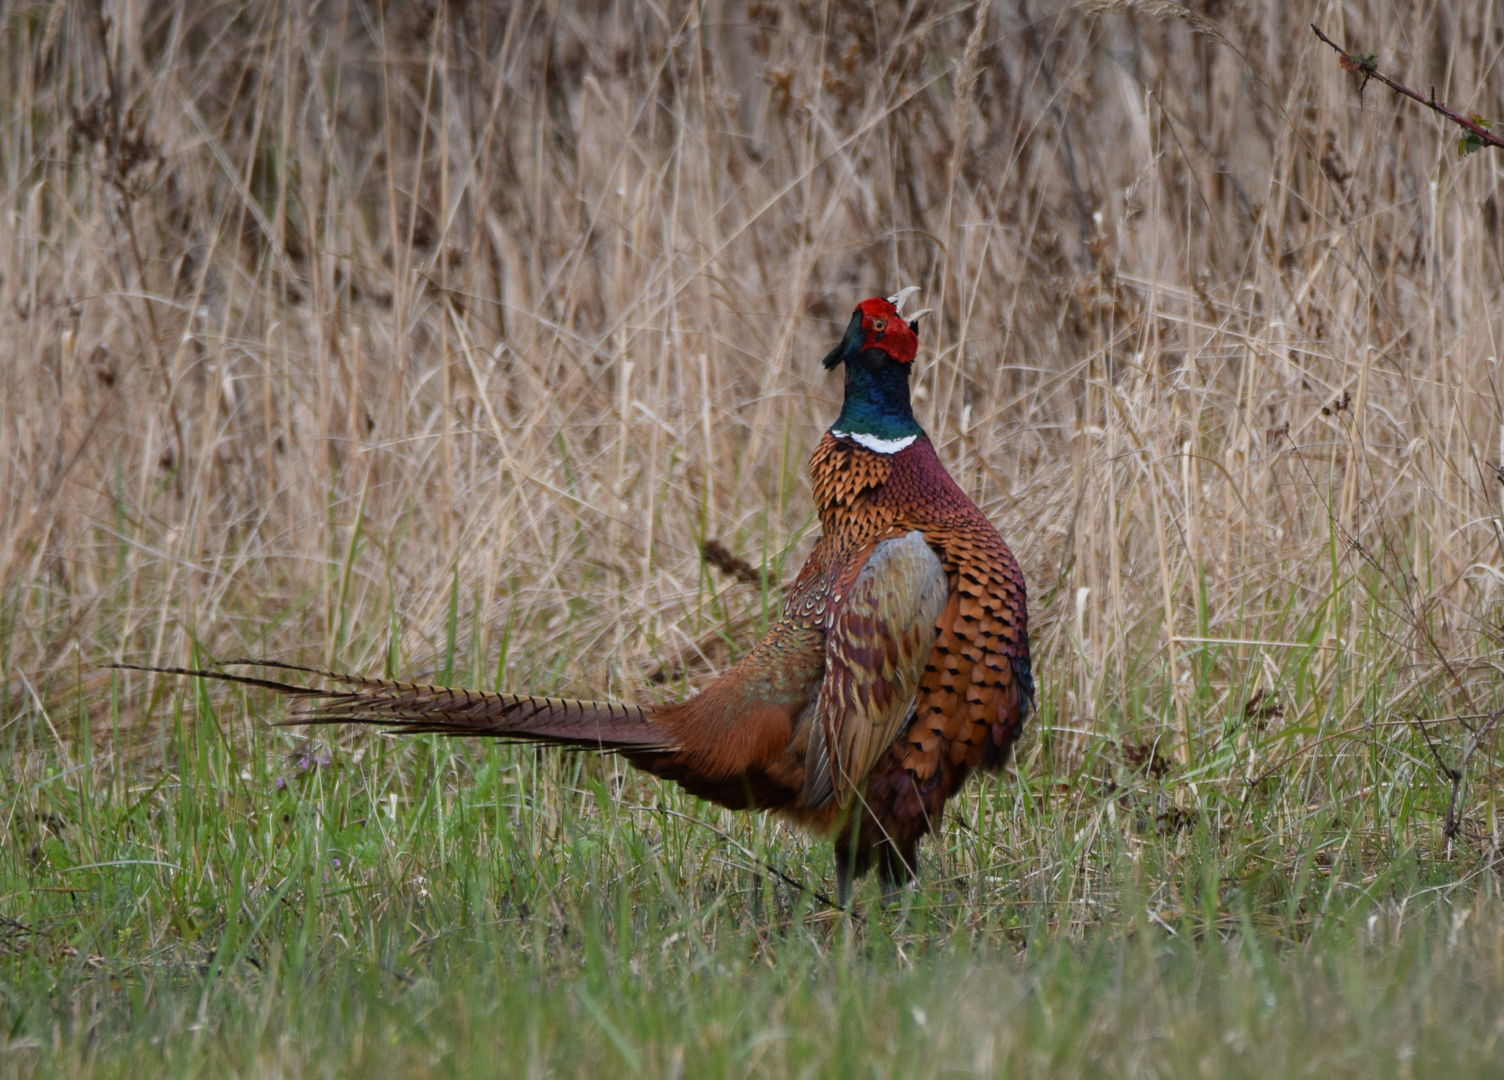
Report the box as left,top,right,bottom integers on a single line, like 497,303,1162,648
124,296,1031,902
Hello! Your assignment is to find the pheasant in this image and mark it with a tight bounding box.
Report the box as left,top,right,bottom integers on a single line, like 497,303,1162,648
123,290,1032,902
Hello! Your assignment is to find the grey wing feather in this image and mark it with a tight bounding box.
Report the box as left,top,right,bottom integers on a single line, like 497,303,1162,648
801,531,948,809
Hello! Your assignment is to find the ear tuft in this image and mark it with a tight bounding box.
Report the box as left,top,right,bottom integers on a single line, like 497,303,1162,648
886,285,921,315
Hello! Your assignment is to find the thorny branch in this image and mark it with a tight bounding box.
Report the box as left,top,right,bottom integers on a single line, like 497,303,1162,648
1311,25,1504,154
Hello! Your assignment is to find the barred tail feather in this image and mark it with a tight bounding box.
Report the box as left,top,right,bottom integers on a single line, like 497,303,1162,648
113,659,673,751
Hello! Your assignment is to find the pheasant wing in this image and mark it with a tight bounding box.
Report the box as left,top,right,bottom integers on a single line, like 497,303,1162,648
802,531,949,809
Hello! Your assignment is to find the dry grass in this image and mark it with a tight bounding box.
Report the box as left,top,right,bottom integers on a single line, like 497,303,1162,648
3,0,1504,1070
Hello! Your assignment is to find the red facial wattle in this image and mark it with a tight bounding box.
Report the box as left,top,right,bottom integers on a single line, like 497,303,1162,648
854,297,919,365
820,294,925,370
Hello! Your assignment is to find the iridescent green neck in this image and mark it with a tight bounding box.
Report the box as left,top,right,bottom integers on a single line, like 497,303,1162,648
830,352,924,449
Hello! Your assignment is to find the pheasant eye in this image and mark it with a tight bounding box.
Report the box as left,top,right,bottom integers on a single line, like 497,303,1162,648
872,318,886,332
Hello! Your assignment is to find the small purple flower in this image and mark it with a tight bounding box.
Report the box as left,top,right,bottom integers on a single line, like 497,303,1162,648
279,750,333,790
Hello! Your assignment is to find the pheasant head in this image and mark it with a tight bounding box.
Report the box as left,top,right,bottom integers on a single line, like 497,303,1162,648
820,288,928,369
821,289,932,453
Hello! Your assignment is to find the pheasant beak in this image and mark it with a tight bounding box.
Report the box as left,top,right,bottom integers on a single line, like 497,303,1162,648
906,307,933,333
820,309,866,370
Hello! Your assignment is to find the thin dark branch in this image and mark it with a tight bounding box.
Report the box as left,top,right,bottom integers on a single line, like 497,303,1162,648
1408,711,1504,841
635,804,851,915
1407,714,1461,782
1311,25,1504,152
1442,712,1503,841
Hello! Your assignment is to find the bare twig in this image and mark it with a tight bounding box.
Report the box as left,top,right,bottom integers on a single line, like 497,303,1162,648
1444,713,1500,842
1311,25,1504,153
632,805,850,915
1406,711,1504,842
1280,438,1499,847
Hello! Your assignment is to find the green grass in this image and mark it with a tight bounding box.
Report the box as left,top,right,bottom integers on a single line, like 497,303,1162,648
6,476,1503,1075
7,873,1504,1078
1,644,1501,1077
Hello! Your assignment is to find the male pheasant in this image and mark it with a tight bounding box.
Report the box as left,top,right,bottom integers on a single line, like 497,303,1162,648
125,291,1032,902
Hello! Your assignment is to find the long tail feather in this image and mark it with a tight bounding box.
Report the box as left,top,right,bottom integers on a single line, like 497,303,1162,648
113,660,673,751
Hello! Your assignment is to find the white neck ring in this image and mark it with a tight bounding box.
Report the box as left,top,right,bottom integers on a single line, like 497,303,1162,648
830,430,918,455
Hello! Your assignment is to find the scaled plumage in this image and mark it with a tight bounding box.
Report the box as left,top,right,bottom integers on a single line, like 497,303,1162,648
123,292,1031,904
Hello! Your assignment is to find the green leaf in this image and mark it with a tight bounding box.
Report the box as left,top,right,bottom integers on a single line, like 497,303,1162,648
1460,114,1494,157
